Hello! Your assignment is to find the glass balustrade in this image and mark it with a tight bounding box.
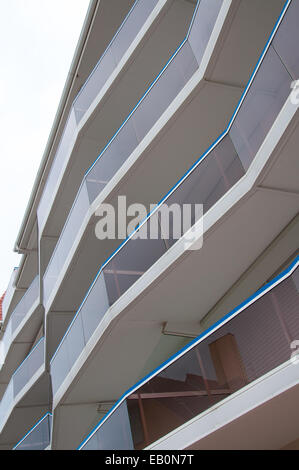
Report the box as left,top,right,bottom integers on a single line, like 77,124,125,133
79,257,299,449
37,0,160,233
1,267,18,324
50,0,296,398
43,0,224,305
1,277,39,364
0,338,45,431
14,413,52,450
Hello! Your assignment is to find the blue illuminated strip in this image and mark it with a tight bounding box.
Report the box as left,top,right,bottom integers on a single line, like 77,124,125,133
78,254,299,449
13,413,52,450
50,0,291,366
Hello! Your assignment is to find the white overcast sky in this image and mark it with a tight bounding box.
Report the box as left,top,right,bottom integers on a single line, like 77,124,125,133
0,0,90,294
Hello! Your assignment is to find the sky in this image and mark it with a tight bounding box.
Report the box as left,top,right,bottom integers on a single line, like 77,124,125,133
0,0,90,294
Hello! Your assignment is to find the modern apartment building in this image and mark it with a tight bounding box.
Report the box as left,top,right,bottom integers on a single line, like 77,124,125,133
0,0,298,450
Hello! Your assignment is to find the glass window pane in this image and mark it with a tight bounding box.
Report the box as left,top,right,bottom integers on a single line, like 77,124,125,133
229,46,291,170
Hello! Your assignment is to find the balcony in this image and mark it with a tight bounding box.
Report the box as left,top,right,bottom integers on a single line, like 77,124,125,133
42,3,289,374
37,0,196,274
0,277,41,399
14,413,52,451
1,268,19,325
42,0,224,308
1,277,39,364
50,0,297,398
78,256,299,449
37,0,161,234
0,338,50,448
73,0,163,125
0,338,44,429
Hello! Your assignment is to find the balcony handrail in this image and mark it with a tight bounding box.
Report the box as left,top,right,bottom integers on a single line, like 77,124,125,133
50,0,291,367
13,413,52,450
78,254,299,449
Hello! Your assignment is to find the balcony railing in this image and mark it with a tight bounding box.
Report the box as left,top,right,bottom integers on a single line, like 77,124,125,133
37,0,160,233
50,0,296,397
0,338,45,431
1,267,18,324
13,413,52,450
79,257,299,449
43,0,224,305
1,277,39,364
